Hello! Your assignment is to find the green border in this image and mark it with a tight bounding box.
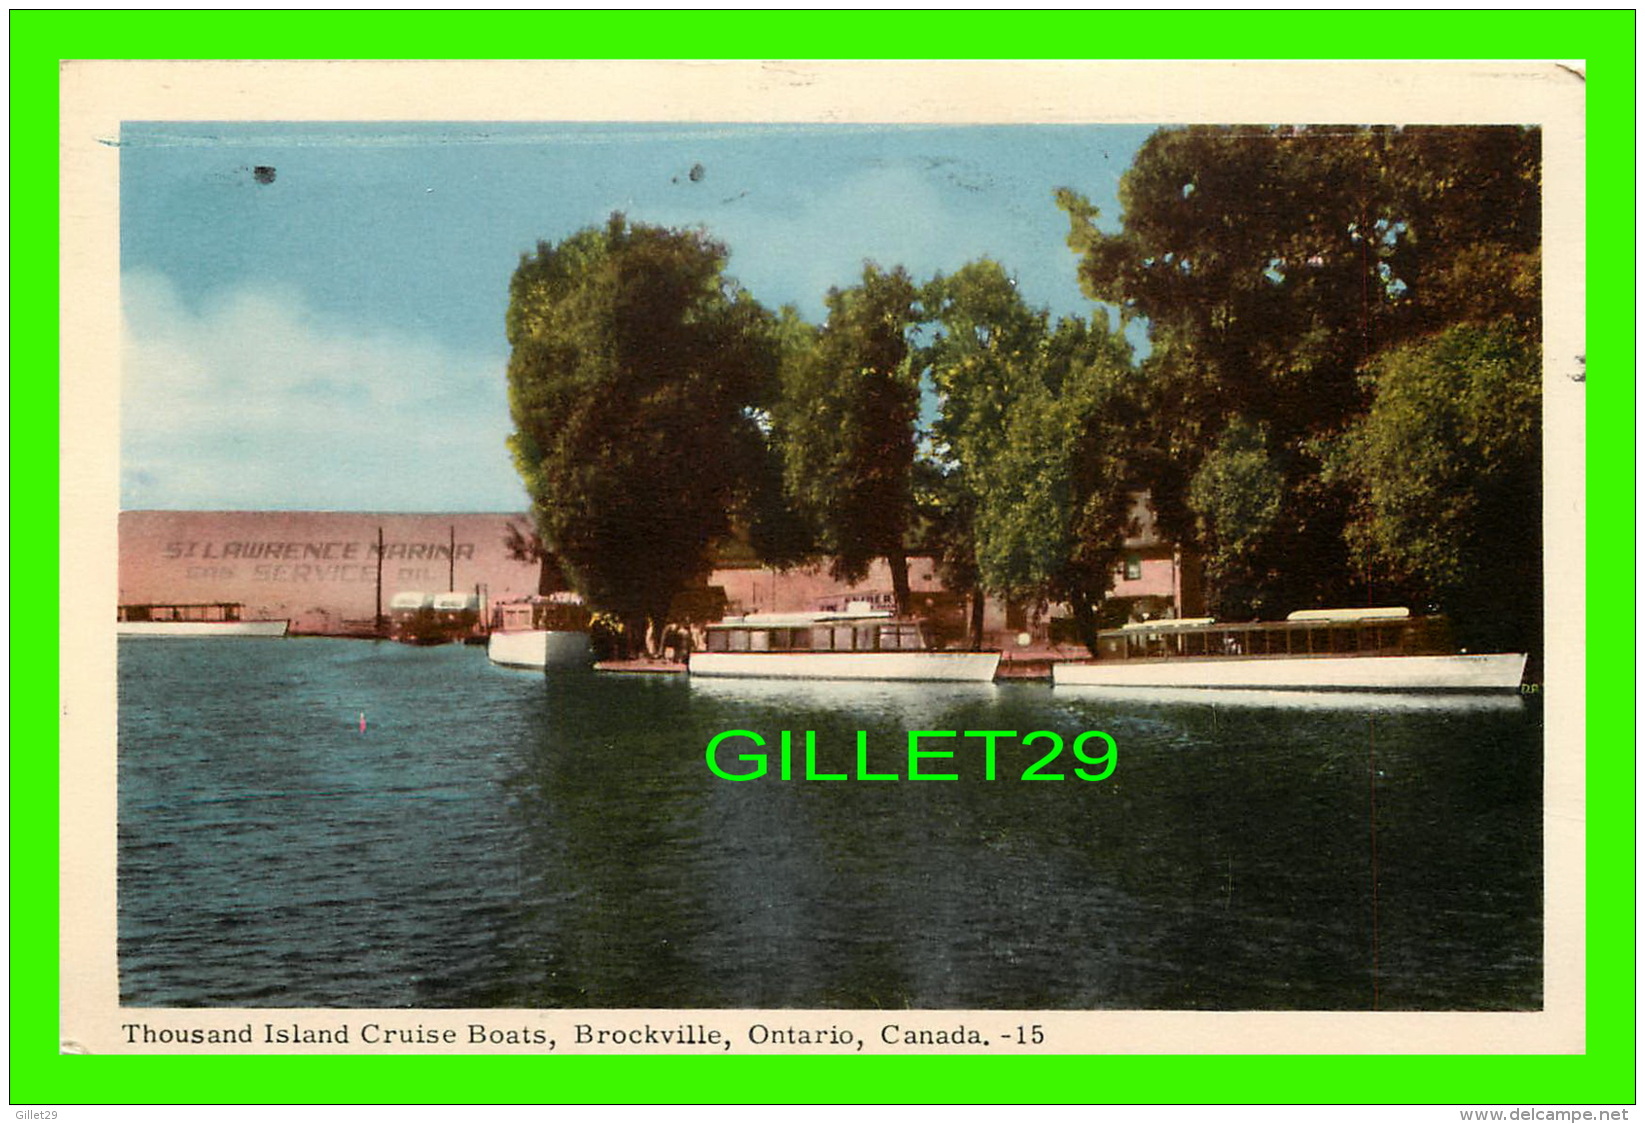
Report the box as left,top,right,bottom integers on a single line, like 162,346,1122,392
13,10,1635,1107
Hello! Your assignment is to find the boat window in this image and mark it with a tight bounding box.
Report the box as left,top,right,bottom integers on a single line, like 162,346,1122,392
880,623,922,650
728,630,750,652
855,627,877,651
832,626,855,651
1131,631,1164,658
749,629,770,652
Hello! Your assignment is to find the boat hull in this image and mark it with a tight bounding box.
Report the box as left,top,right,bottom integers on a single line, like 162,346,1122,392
688,650,1001,683
1053,652,1528,692
117,620,289,638
486,629,594,670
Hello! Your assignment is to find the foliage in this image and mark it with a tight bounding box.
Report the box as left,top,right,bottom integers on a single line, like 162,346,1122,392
921,259,1139,651
772,264,921,610
505,214,777,651
1329,321,1541,649
502,520,571,596
919,260,1050,641
1186,419,1284,618
1063,125,1541,615
498,128,1542,656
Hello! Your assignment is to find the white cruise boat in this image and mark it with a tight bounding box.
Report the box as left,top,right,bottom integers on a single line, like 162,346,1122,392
1052,608,1527,692
117,603,288,638
689,608,1000,683
485,593,594,670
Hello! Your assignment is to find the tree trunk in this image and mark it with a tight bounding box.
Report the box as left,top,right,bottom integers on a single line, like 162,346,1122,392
969,587,986,650
622,615,647,660
888,547,911,617
1069,595,1100,658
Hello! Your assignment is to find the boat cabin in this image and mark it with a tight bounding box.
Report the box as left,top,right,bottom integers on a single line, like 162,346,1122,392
1095,608,1456,662
490,592,591,634
431,592,481,635
118,602,246,623
703,611,934,655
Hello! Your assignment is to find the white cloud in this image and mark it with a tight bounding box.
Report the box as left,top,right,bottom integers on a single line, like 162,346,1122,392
121,270,528,511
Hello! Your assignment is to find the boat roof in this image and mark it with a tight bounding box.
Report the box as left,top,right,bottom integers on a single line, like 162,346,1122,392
431,592,478,609
118,602,244,609
1106,608,1419,636
1286,607,1411,622
389,592,433,609
709,609,898,629
493,591,585,607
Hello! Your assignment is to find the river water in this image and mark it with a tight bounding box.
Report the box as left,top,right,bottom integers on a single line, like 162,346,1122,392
118,638,1542,1010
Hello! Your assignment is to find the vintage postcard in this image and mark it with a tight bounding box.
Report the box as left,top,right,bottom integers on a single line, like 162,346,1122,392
60,58,1586,1063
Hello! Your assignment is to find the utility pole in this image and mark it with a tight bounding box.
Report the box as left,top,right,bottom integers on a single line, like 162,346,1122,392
449,524,456,592
375,526,386,637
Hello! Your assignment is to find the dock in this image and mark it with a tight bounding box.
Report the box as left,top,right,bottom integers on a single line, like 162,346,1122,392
994,658,1056,682
594,658,686,675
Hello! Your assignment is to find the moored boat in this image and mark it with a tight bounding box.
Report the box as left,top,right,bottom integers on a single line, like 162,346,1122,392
117,603,289,638
485,593,594,670
688,608,1000,682
388,591,485,645
1052,608,1527,692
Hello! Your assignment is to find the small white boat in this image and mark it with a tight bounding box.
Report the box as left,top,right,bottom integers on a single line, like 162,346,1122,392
487,629,594,670
1052,608,1528,693
689,609,1000,683
117,603,288,638
485,593,593,670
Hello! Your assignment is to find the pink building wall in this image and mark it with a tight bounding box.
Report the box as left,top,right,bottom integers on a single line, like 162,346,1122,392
1109,554,1178,602
118,511,543,634
120,509,1195,638
710,557,948,615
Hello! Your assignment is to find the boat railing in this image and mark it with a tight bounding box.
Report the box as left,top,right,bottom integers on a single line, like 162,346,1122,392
1096,616,1455,661
703,618,932,655
117,602,245,623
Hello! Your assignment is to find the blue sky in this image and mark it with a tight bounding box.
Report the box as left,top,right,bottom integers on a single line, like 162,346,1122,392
121,122,1156,511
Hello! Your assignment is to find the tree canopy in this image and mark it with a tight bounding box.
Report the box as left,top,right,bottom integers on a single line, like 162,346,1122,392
1328,321,1541,651
1064,124,1541,627
771,264,921,612
921,261,1140,650
505,214,777,649
501,127,1542,656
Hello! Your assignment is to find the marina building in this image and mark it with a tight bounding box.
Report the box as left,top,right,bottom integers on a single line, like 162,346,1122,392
119,498,1200,641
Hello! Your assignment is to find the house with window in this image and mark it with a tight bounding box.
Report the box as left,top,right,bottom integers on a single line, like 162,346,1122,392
1106,492,1203,623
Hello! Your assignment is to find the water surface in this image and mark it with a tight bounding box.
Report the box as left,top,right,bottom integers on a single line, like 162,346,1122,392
118,638,1542,1010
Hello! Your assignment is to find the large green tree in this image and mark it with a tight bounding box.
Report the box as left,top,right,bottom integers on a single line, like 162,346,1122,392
772,264,921,612
505,214,777,651
1063,125,1540,618
973,314,1142,652
1328,321,1541,652
920,259,1051,644
921,257,1141,651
